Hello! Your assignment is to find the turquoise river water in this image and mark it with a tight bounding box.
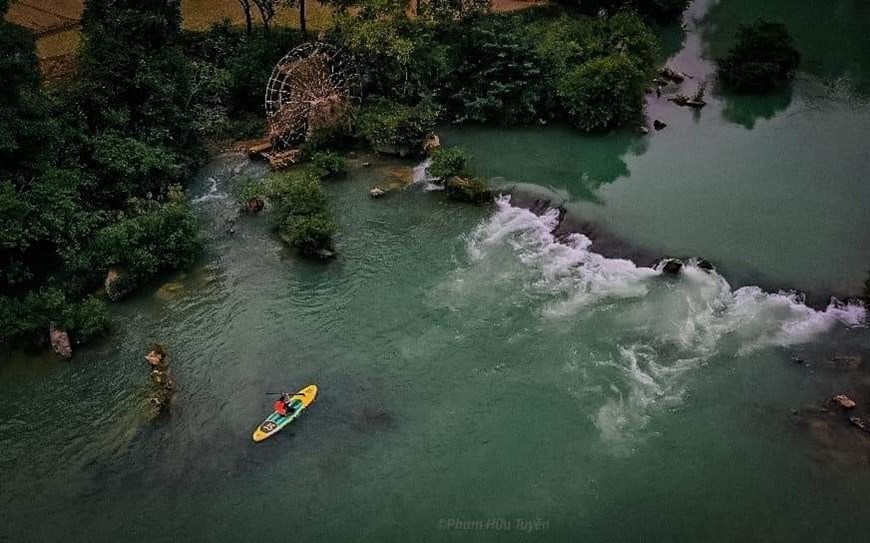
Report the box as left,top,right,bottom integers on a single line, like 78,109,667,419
2,1,870,541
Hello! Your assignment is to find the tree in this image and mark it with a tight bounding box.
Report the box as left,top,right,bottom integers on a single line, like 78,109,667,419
716,20,801,93
427,146,469,180
237,0,254,34
556,55,646,131
76,0,203,186
552,0,689,22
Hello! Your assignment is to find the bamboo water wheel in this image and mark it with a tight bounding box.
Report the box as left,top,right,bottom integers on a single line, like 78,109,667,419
265,42,360,150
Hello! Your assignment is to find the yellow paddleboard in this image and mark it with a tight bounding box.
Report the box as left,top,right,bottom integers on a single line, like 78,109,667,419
252,385,318,442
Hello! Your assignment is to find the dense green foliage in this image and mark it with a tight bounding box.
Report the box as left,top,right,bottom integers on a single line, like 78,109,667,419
0,1,203,348
264,171,337,256
355,100,439,153
427,146,469,180
716,20,801,93
310,151,347,178
556,55,647,130
552,0,689,22
326,7,658,132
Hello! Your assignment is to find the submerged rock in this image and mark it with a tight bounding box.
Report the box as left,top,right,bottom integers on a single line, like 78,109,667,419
850,417,870,433
246,197,264,214
825,355,863,371
49,324,72,359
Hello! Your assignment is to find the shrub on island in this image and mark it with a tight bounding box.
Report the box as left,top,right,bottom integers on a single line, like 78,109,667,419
427,146,470,181
716,20,801,93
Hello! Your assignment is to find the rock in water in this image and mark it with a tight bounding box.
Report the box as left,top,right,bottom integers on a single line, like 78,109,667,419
653,119,668,131
246,197,264,214
423,134,441,155
697,258,715,271
834,395,857,409
661,66,688,83
105,267,131,301
850,417,869,433
661,259,683,276
49,324,72,359
369,187,386,198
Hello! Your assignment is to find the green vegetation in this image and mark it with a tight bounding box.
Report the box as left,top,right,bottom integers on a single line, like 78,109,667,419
446,176,491,204
557,55,647,130
1,0,203,348
310,150,347,178
716,20,801,93
355,100,439,154
1,0,681,349
264,171,337,257
427,147,470,180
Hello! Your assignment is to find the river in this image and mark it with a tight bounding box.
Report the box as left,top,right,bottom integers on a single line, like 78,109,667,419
2,1,870,541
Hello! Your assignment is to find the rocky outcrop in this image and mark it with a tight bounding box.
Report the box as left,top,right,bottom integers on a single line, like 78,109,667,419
834,395,857,409
423,133,441,155
246,197,265,214
668,95,707,108
661,66,690,83
446,176,491,204
661,259,683,276
49,324,72,359
146,345,175,416
105,267,132,302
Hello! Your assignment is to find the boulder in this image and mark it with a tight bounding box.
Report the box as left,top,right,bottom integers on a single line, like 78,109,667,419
316,248,336,260
696,258,715,271
105,267,131,302
661,66,689,83
369,187,386,198
638,126,650,135
245,197,264,214
653,119,668,131
850,417,870,433
661,259,683,276
423,133,441,155
668,95,707,108
446,176,491,204
49,324,72,359
833,395,857,409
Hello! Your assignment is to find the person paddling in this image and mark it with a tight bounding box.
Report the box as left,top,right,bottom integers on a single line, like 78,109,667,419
274,396,289,417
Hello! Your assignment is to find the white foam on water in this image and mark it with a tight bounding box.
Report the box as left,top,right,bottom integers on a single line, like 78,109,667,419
461,195,866,448
192,177,229,203
412,158,444,191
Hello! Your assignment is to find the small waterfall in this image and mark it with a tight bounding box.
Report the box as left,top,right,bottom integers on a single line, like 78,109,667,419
447,195,866,447
192,177,229,204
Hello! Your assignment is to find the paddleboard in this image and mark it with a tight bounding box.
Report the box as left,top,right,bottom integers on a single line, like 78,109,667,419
252,384,318,442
